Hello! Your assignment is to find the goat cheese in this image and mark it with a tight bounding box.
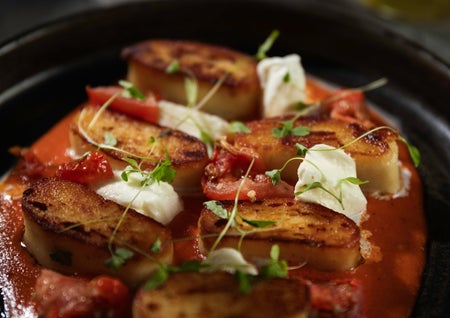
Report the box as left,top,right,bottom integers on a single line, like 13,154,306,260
294,144,367,225
257,54,306,118
93,169,183,225
158,100,230,141
204,247,258,275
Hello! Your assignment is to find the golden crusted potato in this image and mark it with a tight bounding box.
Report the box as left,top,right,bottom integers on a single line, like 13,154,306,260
233,116,400,194
198,198,361,271
70,104,209,194
133,271,309,318
22,177,173,287
122,39,261,120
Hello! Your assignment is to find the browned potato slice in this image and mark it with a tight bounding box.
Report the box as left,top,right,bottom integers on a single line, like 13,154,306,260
198,198,362,271
122,39,261,120
70,104,209,194
22,177,173,287
133,271,310,318
233,116,400,194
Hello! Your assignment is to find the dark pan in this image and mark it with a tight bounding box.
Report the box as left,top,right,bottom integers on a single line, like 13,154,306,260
0,0,449,317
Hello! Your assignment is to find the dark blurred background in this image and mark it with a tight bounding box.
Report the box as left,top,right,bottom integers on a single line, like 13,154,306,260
1,0,450,64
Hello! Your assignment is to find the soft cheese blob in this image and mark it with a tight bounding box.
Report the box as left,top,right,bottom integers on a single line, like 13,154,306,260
257,54,306,118
158,100,230,142
294,144,367,225
93,170,183,225
204,248,258,275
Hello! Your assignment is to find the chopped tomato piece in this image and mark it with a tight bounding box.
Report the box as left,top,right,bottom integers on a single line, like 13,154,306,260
308,278,363,316
202,141,294,200
322,90,374,129
34,269,131,318
56,151,113,186
86,85,159,123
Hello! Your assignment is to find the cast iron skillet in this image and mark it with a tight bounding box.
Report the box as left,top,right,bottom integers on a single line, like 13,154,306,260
0,0,449,317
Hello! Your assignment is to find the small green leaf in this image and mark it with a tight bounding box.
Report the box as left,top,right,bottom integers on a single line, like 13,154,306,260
154,153,176,184
119,80,145,100
105,247,134,272
236,271,252,294
122,157,139,169
265,169,282,185
242,218,276,228
204,200,229,219
230,121,251,134
340,176,369,185
255,29,280,60
151,236,162,253
398,135,421,167
103,131,117,146
120,170,129,182
270,244,280,260
295,101,309,111
295,181,323,195
295,143,308,156
259,245,288,279
177,260,206,272
272,120,293,138
166,60,180,74
185,77,198,107
283,71,291,83
291,125,310,137
145,267,169,289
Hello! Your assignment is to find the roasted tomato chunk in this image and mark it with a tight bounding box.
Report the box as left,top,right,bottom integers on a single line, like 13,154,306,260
56,151,113,186
86,85,159,123
202,140,293,201
34,269,131,318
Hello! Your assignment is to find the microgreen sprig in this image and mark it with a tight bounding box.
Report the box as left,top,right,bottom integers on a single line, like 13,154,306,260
255,29,280,60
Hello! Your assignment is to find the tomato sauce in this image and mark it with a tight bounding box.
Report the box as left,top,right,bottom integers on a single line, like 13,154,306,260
0,80,426,317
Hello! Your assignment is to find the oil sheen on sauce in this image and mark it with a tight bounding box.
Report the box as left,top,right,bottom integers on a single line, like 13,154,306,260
0,82,426,318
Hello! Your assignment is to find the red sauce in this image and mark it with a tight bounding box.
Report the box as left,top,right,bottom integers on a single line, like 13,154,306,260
0,80,426,317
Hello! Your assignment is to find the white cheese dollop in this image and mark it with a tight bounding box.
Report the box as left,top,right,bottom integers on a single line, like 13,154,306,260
158,100,230,141
294,144,367,225
203,247,258,275
257,54,307,118
93,170,183,225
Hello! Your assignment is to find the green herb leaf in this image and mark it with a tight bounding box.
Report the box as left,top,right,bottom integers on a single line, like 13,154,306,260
295,181,323,195
272,120,310,138
177,260,206,272
104,247,134,272
204,200,229,219
103,131,117,147
145,266,169,289
340,176,369,185
166,60,180,74
265,169,282,185
150,154,176,185
259,245,288,279
242,218,276,228
255,29,280,60
185,77,198,107
119,80,145,101
272,120,293,138
295,143,308,156
295,101,309,112
230,121,251,134
283,71,291,83
398,135,421,167
236,271,252,294
151,236,162,253
291,125,310,137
